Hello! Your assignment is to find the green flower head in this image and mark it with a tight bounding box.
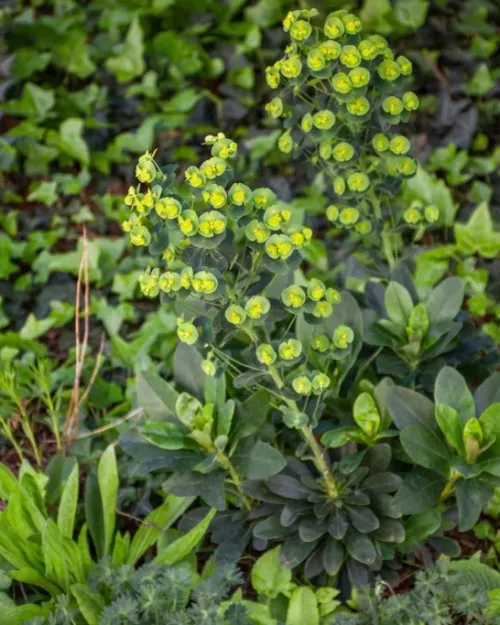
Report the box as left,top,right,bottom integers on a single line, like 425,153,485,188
253,188,277,209
403,91,420,111
211,136,238,160
185,166,206,188
225,304,247,325
332,141,355,162
358,39,378,61
319,140,332,160
326,204,339,222
397,55,413,76
245,219,270,244
177,322,199,345
180,268,193,289
159,271,181,293
332,72,352,94
290,19,312,41
265,234,294,260
264,205,291,230
383,96,404,116
178,210,199,237
198,211,227,238
324,15,345,39
325,288,341,304
202,184,227,209
339,207,360,226
292,376,312,395
333,176,346,195
425,205,439,223
278,131,294,154
282,285,306,309
229,183,252,206
340,45,361,69
318,40,341,61
307,49,326,72
347,172,370,192
246,296,271,320
266,65,280,89
311,334,330,353
313,110,336,130
372,133,390,152
301,113,314,133
200,157,227,180
397,156,417,177
266,97,284,119
201,359,217,376
192,271,218,295
312,373,330,393
342,13,362,34
279,339,303,360
349,67,370,88
369,35,388,53
135,153,156,183
290,227,312,248
355,220,372,235
308,278,326,302
333,325,354,348
139,268,159,297
404,206,422,225
281,55,303,79
377,60,401,81
155,197,182,220
346,96,370,116
256,344,277,366
313,300,333,318
390,135,410,155
130,225,151,247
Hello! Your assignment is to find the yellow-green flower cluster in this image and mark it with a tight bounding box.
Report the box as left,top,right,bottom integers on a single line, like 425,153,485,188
266,8,420,236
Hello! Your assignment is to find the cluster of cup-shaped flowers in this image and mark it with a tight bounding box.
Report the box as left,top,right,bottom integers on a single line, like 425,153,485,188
123,134,356,407
265,8,423,234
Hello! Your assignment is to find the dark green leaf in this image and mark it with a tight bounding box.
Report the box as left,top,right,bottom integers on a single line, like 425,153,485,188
400,425,451,475
345,530,377,565
392,471,445,514
385,386,436,431
456,479,493,531
435,367,475,426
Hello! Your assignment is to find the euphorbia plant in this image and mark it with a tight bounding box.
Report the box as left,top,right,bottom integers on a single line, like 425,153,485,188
123,133,365,508
265,8,438,268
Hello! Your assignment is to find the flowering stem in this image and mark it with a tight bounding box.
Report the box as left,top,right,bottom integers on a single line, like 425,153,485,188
217,452,253,511
301,426,338,500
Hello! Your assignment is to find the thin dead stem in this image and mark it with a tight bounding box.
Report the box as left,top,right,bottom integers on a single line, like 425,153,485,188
73,408,144,440
63,229,97,449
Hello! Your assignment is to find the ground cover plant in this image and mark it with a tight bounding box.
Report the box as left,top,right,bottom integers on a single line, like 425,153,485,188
1,1,500,624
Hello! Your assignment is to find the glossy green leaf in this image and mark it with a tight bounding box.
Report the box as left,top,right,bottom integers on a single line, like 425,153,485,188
57,462,79,540
97,445,118,557
154,508,216,565
400,425,451,475
384,282,413,327
435,404,464,455
435,367,475,426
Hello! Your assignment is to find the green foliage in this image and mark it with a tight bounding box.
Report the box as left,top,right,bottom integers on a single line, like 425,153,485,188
333,560,500,624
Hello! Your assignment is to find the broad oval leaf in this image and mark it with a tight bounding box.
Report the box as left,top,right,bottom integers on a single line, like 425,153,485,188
385,386,436,431
400,425,451,476
426,277,464,325
435,366,475,426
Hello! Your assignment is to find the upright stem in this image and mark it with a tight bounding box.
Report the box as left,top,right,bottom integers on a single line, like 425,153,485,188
371,192,396,270
217,452,253,511
301,426,338,499
268,367,339,500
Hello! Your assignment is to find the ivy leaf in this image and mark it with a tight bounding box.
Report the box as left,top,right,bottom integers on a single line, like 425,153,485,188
106,18,145,83
251,546,292,599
